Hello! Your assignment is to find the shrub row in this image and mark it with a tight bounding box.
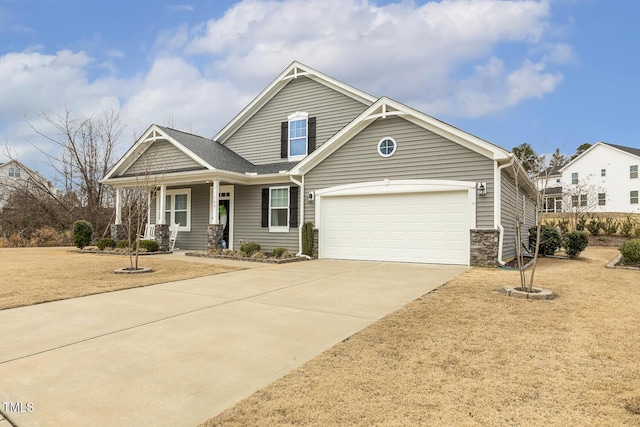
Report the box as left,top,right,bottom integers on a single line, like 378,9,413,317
545,215,640,238
529,226,589,259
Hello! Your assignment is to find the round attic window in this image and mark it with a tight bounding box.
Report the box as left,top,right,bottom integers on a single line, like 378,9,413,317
378,137,396,157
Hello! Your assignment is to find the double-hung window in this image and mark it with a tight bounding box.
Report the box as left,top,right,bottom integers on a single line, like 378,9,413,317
580,194,587,207
160,189,191,231
571,172,578,185
288,112,308,161
631,165,638,179
598,193,606,206
269,187,289,232
632,191,639,205
8,167,20,178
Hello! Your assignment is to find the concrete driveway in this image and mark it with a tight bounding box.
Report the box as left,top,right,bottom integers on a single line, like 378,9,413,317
0,258,466,427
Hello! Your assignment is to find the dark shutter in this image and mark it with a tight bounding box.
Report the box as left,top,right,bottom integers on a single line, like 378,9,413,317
261,188,269,227
280,122,288,159
308,117,316,154
290,186,299,228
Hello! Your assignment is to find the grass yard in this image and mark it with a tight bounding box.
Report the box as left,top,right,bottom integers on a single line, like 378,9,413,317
0,247,240,310
202,247,640,426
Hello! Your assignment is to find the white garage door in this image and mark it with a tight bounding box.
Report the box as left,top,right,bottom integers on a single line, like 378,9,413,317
319,191,470,265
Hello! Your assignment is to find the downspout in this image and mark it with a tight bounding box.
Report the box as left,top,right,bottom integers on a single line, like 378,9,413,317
496,154,515,266
289,174,310,259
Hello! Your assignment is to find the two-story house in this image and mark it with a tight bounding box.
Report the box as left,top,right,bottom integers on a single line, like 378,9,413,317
102,61,537,267
0,159,57,210
559,142,640,214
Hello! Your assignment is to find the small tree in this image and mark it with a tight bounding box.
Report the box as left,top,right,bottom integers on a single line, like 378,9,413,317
511,149,563,292
73,220,93,249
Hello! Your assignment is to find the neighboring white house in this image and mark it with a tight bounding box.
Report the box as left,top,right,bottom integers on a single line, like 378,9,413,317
0,160,57,209
537,164,563,213
559,142,640,214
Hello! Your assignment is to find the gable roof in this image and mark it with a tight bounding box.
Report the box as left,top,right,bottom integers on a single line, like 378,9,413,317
157,126,254,174
291,96,510,175
213,61,377,144
560,141,640,172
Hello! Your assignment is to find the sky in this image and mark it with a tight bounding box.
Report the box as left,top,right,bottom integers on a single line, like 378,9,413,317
1,0,638,180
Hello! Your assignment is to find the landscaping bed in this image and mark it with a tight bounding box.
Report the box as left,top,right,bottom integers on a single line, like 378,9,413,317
186,249,310,264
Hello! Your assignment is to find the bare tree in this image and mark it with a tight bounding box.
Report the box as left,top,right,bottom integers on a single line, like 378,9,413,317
25,106,124,236
561,180,605,230
511,152,560,293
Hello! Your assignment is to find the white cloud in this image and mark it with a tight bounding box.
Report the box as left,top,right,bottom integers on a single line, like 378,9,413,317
1,0,571,175
183,0,563,116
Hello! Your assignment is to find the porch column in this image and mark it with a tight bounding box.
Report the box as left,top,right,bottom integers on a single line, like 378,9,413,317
115,188,122,225
158,185,166,224
211,180,220,224
208,179,223,250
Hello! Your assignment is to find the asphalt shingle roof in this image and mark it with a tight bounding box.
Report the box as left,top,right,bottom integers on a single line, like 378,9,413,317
602,142,640,158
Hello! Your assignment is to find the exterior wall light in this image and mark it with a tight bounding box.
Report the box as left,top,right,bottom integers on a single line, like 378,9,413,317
477,182,487,197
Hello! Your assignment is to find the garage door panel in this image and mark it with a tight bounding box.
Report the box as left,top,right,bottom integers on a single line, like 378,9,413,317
320,191,470,265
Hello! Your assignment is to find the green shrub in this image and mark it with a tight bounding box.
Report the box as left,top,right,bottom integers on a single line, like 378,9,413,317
576,215,587,231
529,225,561,256
96,237,116,251
272,247,287,257
619,239,640,266
557,218,570,235
602,217,619,235
138,239,159,252
240,241,260,256
72,220,93,249
117,239,130,249
563,230,589,259
585,217,603,236
620,216,636,238
302,222,314,256
635,226,640,239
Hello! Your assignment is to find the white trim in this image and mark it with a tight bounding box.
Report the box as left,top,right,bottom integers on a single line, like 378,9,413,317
377,137,397,158
288,111,309,161
209,185,234,250
104,124,214,180
157,188,191,232
213,61,376,144
269,186,290,233
313,179,476,230
290,97,510,176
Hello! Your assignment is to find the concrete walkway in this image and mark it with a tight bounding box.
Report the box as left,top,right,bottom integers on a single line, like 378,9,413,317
0,257,466,427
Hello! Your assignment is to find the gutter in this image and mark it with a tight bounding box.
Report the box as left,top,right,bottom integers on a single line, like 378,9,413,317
495,154,515,266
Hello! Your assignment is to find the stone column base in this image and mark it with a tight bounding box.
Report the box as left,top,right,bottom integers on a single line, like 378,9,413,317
207,224,225,250
312,229,319,258
155,224,170,252
470,229,500,267
111,224,125,242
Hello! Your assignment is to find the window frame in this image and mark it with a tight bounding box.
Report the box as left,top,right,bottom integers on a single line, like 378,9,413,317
580,194,587,207
598,192,606,206
287,112,308,161
269,186,290,232
631,165,638,179
157,188,191,232
8,167,20,178
631,190,639,205
571,172,578,185
377,137,397,158
601,169,606,177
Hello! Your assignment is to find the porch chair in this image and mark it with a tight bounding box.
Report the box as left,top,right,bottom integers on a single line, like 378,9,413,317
168,223,179,252
141,224,156,240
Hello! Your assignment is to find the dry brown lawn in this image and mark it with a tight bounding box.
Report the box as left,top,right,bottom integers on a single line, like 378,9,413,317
0,247,240,310
202,247,640,426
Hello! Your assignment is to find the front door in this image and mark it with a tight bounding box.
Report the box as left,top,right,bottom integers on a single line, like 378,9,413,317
210,185,234,250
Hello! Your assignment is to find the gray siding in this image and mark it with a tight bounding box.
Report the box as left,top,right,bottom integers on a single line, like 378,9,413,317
124,140,203,176
224,76,368,165
500,170,536,261
233,185,299,252
150,184,211,251
304,116,495,228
